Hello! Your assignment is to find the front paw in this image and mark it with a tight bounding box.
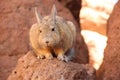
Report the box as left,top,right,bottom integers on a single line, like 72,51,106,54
37,55,44,59
45,54,53,59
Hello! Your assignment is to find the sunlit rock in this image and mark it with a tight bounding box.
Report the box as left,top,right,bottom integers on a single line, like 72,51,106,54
81,30,107,70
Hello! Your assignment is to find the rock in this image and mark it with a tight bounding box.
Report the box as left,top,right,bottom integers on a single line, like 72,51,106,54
8,51,95,80
0,55,21,80
81,30,107,70
58,0,82,26
80,0,116,71
80,0,116,35
97,1,120,80
73,33,89,64
0,0,88,80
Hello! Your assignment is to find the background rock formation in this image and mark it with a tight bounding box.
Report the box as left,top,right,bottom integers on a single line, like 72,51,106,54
80,0,116,35
58,0,81,26
8,51,95,80
80,0,116,70
81,30,107,70
97,1,120,80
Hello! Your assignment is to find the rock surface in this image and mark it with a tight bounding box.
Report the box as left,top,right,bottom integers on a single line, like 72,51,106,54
8,51,95,80
0,0,88,80
97,1,120,80
80,0,116,70
58,0,81,26
0,55,22,80
80,0,116,35
81,30,107,70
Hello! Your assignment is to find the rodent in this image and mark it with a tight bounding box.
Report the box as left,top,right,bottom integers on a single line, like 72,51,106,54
29,5,76,62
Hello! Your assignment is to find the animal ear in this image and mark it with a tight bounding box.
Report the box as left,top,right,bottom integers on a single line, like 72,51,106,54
50,5,57,23
35,7,42,24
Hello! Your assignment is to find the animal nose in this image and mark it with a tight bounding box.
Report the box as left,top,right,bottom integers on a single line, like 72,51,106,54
46,41,49,44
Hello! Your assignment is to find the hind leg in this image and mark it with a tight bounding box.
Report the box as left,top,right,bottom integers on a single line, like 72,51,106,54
54,48,75,62
54,49,66,61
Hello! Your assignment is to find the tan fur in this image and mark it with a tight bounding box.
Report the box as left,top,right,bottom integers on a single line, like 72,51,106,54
29,5,76,61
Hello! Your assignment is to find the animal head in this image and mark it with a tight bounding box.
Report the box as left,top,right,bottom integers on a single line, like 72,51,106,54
35,5,60,48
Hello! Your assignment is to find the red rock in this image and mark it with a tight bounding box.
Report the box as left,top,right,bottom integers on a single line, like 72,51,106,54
80,0,116,70
97,1,120,80
81,30,107,70
8,51,95,80
80,0,115,35
0,55,21,80
58,0,82,25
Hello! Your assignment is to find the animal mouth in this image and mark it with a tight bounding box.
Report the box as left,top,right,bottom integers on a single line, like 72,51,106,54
46,44,51,48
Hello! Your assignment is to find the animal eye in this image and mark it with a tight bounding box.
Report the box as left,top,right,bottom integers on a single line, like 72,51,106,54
52,28,55,31
39,30,42,33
